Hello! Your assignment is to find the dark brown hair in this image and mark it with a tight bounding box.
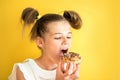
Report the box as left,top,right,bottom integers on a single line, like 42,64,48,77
21,7,82,40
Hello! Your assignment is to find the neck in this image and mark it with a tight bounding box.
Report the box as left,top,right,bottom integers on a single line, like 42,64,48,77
35,54,59,70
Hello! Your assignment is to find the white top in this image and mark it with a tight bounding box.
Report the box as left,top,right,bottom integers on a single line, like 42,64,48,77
8,59,56,80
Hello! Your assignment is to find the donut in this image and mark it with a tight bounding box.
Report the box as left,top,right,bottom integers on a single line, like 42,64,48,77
62,52,81,64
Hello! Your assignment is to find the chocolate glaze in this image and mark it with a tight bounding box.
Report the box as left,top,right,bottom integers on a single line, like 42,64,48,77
62,52,81,62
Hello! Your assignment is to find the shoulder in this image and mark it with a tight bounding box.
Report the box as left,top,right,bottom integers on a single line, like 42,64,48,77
9,59,35,80
16,66,25,80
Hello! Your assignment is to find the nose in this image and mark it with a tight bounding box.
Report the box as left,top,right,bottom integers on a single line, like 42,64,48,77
62,37,69,45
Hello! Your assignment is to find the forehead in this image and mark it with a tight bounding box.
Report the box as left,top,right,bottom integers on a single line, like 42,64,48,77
46,21,71,33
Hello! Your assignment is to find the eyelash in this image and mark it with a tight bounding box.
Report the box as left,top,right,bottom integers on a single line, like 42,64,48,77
54,37,61,40
67,36,71,39
54,36,71,40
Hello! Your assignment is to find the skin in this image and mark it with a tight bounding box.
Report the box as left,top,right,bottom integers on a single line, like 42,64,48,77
16,21,80,80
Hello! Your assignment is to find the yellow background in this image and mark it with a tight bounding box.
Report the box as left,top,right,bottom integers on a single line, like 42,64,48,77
0,0,120,80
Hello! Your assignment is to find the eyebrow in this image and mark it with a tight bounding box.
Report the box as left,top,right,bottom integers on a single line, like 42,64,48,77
54,32,72,35
50,32,72,36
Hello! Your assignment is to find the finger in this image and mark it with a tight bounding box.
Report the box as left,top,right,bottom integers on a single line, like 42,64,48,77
63,63,67,72
61,60,65,72
70,66,80,80
73,62,76,72
64,62,70,76
76,64,80,70
70,72,79,79
69,74,79,80
65,62,70,72
71,64,80,77
57,58,63,73
67,62,74,75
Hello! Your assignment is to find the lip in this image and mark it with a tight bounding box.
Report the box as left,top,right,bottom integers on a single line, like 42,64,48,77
59,51,63,57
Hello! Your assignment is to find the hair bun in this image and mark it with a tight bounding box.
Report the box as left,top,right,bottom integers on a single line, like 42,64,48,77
63,10,82,29
21,7,39,25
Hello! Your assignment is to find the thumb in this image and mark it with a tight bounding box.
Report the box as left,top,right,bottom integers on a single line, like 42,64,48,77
57,58,63,72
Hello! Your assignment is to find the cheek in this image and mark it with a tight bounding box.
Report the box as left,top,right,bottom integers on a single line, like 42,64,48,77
44,40,61,53
45,39,61,48
51,40,62,47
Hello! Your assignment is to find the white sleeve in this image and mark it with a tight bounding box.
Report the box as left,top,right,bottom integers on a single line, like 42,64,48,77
8,62,35,80
8,64,18,80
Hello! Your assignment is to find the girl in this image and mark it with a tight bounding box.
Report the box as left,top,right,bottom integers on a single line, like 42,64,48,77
9,7,82,80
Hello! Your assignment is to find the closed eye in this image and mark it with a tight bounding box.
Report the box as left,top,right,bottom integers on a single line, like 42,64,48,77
54,37,61,40
67,36,71,39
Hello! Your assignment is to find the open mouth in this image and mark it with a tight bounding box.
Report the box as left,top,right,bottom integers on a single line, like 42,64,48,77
61,49,68,54
59,48,69,57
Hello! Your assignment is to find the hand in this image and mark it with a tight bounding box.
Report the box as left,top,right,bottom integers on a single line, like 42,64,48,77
56,59,80,80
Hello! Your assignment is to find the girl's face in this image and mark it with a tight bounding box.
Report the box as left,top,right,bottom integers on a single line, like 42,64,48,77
40,21,72,60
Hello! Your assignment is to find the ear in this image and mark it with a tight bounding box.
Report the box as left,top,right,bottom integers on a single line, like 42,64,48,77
35,37,44,48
